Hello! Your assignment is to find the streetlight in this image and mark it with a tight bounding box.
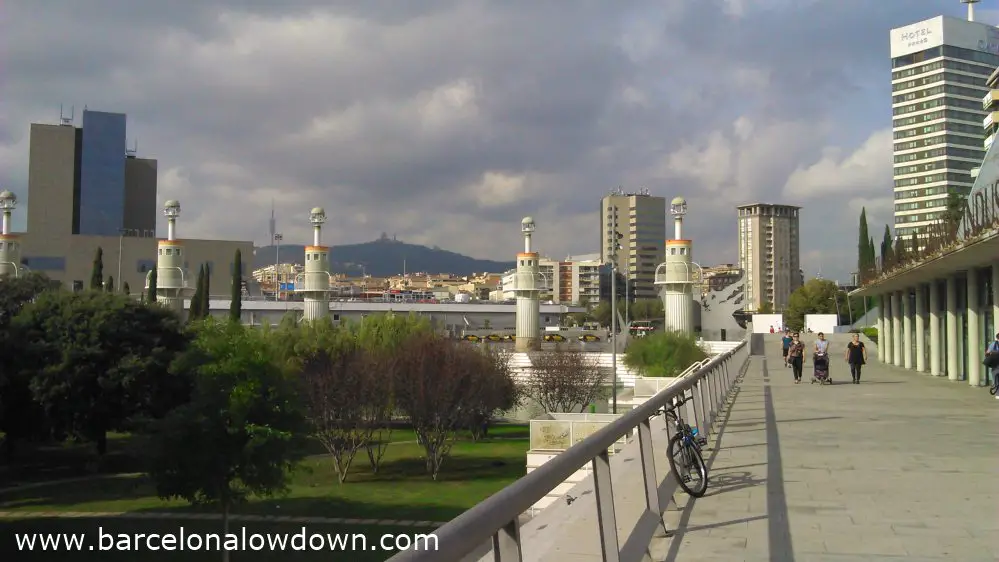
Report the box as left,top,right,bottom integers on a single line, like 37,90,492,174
274,233,283,301
607,206,624,414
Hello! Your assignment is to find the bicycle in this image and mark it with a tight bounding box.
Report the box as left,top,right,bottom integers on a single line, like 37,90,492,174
657,394,709,498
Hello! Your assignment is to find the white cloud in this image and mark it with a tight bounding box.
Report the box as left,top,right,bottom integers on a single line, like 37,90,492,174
782,128,892,198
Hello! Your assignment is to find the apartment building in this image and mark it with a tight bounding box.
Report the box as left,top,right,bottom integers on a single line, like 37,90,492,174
599,188,666,299
737,203,801,312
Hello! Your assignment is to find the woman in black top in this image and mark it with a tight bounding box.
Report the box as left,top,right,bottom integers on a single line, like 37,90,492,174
845,333,868,384
787,334,805,383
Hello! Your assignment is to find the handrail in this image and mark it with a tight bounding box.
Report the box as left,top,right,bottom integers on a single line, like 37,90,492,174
387,338,749,562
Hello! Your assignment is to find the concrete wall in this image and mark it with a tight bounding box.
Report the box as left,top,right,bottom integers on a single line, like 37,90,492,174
805,314,838,334
17,232,253,296
751,313,785,333
27,124,78,238
697,270,748,341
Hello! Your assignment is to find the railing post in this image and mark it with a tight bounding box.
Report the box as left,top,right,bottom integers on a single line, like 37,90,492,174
492,519,523,562
592,450,621,562
704,367,716,425
691,381,708,439
638,419,669,536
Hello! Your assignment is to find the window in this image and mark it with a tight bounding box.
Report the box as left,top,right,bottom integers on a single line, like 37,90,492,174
21,256,66,271
136,259,156,273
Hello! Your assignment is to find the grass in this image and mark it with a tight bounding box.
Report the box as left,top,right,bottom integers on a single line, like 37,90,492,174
0,518,436,561
0,425,530,523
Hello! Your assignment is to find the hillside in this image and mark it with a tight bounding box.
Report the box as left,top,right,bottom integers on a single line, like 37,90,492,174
252,236,515,277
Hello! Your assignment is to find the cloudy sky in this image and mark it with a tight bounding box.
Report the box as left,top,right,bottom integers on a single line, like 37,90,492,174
1,1,995,283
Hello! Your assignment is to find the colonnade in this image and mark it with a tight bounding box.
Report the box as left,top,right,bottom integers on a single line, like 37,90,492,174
874,263,999,387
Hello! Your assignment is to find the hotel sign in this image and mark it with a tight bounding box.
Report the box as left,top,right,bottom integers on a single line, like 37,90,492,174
900,27,933,51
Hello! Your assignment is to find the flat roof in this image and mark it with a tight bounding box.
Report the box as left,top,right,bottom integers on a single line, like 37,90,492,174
198,300,585,314
735,203,801,210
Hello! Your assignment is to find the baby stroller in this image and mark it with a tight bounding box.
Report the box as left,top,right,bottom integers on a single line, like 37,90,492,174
811,352,832,385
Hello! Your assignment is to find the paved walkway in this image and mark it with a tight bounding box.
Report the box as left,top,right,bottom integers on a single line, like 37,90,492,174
0,510,445,528
660,333,999,562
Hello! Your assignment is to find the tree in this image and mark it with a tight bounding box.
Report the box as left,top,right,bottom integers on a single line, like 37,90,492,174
201,264,211,317
392,334,499,479
879,225,894,270
189,265,205,321
461,347,518,441
0,273,59,454
857,208,872,280
230,250,242,323
942,190,967,234
105,275,114,293
146,319,307,560
624,331,708,378
785,278,841,331
525,345,606,413
757,302,775,314
146,268,157,303
122,282,130,295
90,247,104,290
14,290,189,455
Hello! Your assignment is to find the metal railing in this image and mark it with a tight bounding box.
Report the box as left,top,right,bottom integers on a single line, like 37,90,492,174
387,338,748,562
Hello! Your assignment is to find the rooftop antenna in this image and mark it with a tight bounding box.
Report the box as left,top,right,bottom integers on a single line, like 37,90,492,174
268,200,276,245
59,105,74,126
962,0,981,22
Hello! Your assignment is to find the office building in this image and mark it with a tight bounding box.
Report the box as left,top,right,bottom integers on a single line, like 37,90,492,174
891,14,999,238
496,254,602,305
737,203,801,312
18,110,252,293
599,189,666,300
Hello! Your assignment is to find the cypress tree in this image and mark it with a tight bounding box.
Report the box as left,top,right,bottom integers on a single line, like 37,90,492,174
230,249,243,323
201,264,211,317
858,208,871,277
90,247,104,290
123,282,130,295
106,275,114,293
189,265,205,321
146,268,158,303
880,225,894,268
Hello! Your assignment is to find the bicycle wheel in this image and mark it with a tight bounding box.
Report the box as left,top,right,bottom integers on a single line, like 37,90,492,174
667,433,709,498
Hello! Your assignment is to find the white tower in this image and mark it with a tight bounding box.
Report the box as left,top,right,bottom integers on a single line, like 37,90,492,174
655,197,698,334
0,191,22,278
147,200,189,313
962,0,980,22
300,207,331,322
514,217,542,351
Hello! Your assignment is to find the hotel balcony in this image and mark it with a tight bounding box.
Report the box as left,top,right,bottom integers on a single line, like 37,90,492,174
983,111,999,130
986,133,995,151
984,89,999,111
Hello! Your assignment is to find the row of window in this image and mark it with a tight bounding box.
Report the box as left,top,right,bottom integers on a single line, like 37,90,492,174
892,45,999,71
894,133,982,152
895,211,945,224
892,57,995,80
895,198,949,212
892,70,989,93
892,108,983,128
892,83,987,106
894,145,984,163
894,158,978,176
893,95,982,116
894,171,972,187
892,121,982,140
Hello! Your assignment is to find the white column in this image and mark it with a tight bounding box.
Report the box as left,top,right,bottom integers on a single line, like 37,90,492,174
915,284,926,373
902,289,913,370
877,294,886,362
967,270,982,387
882,294,893,364
892,291,903,367
946,275,959,381
929,281,941,377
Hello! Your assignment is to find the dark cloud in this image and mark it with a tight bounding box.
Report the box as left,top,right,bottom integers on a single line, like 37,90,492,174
0,0,988,283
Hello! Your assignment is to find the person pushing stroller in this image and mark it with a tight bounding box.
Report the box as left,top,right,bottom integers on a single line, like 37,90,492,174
811,332,832,385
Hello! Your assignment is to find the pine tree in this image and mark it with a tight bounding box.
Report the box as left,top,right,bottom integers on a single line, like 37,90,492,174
90,247,104,290
189,265,205,321
230,250,243,323
106,275,114,293
146,269,158,303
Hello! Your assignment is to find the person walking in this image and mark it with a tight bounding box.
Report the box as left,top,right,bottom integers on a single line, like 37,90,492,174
787,333,805,383
985,332,999,399
814,332,831,379
845,333,868,384
781,330,793,367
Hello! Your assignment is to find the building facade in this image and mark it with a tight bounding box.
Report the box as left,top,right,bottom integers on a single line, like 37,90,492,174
599,189,666,300
18,112,252,294
496,254,602,305
891,15,999,238
737,203,801,312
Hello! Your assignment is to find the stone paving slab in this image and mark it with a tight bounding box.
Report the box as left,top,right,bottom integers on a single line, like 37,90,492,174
659,334,999,562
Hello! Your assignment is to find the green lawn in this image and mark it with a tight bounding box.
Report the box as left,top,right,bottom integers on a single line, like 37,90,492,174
0,425,529,523
0,518,436,561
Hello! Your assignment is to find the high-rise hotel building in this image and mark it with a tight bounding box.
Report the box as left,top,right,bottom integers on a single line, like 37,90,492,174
891,14,999,238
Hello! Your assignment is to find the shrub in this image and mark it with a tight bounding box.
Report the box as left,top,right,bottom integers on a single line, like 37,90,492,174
624,331,708,378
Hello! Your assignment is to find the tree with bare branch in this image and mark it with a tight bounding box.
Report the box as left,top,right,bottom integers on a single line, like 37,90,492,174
524,345,606,413
300,334,370,484
462,346,519,441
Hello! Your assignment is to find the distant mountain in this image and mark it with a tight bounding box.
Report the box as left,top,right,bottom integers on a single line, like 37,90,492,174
253,236,515,277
